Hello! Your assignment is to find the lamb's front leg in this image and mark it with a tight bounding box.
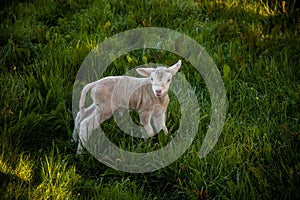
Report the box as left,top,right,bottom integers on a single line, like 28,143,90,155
152,112,168,136
139,110,155,138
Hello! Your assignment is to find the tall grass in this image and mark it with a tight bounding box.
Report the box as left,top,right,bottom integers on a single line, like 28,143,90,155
1,0,299,199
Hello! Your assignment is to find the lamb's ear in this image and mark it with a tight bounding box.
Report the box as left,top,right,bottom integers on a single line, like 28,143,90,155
136,68,155,77
168,60,181,75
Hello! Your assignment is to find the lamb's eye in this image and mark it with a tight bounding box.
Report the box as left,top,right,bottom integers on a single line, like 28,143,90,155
150,77,153,81
167,79,171,82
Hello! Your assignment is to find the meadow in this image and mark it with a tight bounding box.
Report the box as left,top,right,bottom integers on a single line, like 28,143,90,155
1,0,300,199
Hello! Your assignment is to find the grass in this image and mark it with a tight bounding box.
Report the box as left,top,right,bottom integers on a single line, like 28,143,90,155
1,0,300,199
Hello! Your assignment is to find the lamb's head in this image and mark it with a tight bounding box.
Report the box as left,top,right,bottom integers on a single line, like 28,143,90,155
136,60,181,97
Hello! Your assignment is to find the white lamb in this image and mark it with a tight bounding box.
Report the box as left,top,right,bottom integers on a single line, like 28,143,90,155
73,60,181,153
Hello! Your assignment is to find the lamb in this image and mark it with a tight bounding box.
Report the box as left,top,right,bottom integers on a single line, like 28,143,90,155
73,60,181,153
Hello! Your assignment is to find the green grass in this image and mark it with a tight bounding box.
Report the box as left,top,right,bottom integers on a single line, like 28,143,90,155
1,0,300,199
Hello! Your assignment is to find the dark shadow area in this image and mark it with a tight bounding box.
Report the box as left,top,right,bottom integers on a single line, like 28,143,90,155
0,171,27,198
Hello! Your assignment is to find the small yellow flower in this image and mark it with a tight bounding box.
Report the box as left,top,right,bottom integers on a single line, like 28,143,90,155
13,66,17,71
104,20,111,31
8,109,14,115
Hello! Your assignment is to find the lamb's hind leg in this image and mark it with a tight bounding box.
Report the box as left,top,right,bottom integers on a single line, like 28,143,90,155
73,104,96,143
72,112,81,143
77,104,112,154
97,103,113,124
77,110,99,154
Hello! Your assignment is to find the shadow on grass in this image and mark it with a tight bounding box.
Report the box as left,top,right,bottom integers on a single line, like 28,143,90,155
0,171,28,198
2,112,76,155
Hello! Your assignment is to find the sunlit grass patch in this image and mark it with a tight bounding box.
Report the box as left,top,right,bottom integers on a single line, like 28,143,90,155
31,151,80,199
0,154,33,183
0,153,34,198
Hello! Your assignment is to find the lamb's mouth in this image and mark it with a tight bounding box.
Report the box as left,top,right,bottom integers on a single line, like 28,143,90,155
155,93,162,97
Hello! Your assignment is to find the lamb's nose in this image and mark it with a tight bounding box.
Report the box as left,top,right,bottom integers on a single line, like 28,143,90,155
156,89,162,94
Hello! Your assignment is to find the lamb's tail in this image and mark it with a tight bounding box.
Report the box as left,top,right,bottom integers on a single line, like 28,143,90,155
79,81,97,116
72,81,98,144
